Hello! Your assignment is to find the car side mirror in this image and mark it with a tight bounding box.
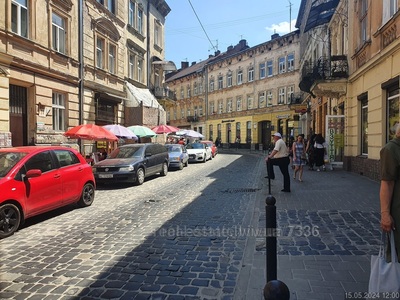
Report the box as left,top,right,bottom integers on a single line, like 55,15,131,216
25,169,42,179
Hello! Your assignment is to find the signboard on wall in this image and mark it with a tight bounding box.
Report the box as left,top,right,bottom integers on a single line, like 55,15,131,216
325,115,345,166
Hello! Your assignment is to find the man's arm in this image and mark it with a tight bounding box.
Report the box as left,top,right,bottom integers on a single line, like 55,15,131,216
380,179,395,231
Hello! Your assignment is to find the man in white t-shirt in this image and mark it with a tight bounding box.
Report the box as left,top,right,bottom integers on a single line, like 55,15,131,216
265,132,291,192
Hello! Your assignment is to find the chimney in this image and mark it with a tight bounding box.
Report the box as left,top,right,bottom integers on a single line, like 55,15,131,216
227,45,233,52
191,61,196,66
239,39,247,49
214,50,221,56
181,61,189,69
271,33,280,40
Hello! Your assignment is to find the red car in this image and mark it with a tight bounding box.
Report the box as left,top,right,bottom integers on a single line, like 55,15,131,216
201,141,218,158
0,146,95,238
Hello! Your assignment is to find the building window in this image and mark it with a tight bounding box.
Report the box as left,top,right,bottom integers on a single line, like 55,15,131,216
227,98,232,112
209,78,214,92
96,37,105,69
12,0,29,38
137,8,143,35
259,62,266,79
128,53,135,79
218,100,223,114
287,54,294,71
383,0,398,24
278,57,286,74
199,81,203,94
181,108,185,119
267,60,273,77
278,87,286,104
199,105,203,116
386,84,400,142
246,121,252,144
236,122,241,141
218,76,223,89
236,96,242,111
248,67,254,82
154,21,161,47
247,95,253,109
193,82,198,95
52,92,65,131
187,108,191,117
180,87,184,100
128,0,135,26
267,90,273,106
359,93,368,155
187,84,191,98
137,58,143,82
237,70,243,85
52,13,66,54
258,92,265,108
227,73,232,87
360,0,368,43
97,0,115,14
209,124,213,141
287,86,294,104
210,101,215,114
108,44,116,74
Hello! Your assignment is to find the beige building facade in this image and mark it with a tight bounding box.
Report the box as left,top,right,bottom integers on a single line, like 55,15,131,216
166,32,302,149
0,0,170,149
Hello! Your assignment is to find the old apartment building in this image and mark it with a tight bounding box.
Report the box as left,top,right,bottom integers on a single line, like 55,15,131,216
0,0,170,148
165,32,302,149
297,0,400,180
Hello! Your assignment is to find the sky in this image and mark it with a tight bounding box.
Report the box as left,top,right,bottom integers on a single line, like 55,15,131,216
164,0,302,69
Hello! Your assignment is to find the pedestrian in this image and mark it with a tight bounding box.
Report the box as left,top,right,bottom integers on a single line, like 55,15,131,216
288,136,295,169
379,122,400,260
235,136,241,149
314,133,327,171
306,134,316,170
215,137,221,148
265,132,291,192
292,134,306,181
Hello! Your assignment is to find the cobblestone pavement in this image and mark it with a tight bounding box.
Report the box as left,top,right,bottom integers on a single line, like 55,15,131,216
0,152,264,300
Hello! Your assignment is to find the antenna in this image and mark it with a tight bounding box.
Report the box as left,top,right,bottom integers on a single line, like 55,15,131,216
288,1,293,32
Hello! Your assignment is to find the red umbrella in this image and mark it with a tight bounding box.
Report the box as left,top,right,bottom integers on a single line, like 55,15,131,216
151,124,180,134
64,124,118,141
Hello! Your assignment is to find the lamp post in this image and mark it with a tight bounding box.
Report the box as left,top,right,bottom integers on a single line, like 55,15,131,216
78,0,84,152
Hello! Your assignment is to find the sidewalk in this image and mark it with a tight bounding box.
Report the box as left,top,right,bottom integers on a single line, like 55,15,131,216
232,149,381,300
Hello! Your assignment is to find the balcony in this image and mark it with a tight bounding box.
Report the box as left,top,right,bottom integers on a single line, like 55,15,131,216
153,86,176,101
299,55,348,98
187,116,199,123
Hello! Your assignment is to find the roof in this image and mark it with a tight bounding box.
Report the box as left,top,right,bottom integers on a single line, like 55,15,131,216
165,57,216,82
299,0,340,33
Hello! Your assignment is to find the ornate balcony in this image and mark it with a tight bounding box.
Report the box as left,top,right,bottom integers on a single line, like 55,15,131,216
153,86,176,101
299,55,348,98
187,116,199,123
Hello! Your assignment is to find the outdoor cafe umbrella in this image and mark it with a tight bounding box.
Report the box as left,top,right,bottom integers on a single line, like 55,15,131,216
151,124,180,134
103,124,137,140
176,129,204,139
64,124,118,141
127,125,157,138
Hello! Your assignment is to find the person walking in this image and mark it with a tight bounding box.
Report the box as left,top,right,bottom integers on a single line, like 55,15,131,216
265,132,291,192
306,134,316,170
292,134,306,181
314,133,327,171
379,123,400,260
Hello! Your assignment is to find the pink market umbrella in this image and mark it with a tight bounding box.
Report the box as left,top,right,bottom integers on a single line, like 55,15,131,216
103,124,138,140
151,125,180,134
64,124,118,141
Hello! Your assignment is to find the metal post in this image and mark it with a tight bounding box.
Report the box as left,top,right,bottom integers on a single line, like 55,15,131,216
264,195,290,300
265,194,277,282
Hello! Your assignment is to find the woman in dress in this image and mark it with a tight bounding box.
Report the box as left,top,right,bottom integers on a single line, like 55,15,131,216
292,134,306,181
314,133,327,171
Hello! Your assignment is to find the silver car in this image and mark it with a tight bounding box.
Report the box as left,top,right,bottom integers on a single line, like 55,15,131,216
165,144,189,170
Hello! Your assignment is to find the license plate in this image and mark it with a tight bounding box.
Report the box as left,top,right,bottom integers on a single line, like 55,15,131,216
189,155,195,159
99,174,113,178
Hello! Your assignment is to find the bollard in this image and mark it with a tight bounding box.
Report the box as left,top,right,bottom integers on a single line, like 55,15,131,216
265,194,277,282
264,195,290,299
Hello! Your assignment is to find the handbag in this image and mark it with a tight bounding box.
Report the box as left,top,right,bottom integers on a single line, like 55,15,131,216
368,231,400,293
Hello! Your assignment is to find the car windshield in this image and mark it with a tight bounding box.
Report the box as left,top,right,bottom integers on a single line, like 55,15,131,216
165,145,182,153
186,143,204,149
0,152,27,177
108,146,144,158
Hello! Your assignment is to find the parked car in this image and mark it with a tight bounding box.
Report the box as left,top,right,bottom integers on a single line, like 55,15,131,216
186,142,212,163
165,144,189,170
201,140,218,158
92,143,169,185
0,146,95,239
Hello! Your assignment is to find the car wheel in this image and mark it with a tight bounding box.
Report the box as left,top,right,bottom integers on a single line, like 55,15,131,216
203,156,206,163
160,162,168,176
0,203,21,239
178,161,184,170
185,160,189,167
136,168,145,185
78,182,95,207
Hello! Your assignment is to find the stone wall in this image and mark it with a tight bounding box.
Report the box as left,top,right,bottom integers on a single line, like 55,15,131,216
343,156,380,182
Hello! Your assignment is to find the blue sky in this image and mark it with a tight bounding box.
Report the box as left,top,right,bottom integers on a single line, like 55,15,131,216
165,0,302,68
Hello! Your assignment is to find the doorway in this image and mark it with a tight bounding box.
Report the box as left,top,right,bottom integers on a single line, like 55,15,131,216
9,85,27,146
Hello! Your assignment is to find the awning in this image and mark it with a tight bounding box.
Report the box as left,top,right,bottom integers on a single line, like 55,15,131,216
95,92,127,103
125,82,164,110
152,60,177,71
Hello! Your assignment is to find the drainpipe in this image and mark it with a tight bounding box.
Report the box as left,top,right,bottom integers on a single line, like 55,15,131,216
146,0,151,87
78,0,84,152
